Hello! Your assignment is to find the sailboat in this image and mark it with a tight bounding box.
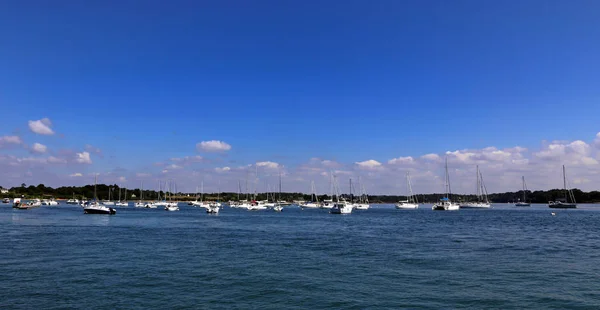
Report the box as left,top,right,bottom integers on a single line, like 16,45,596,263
273,171,284,212
103,187,115,205
135,181,146,207
549,165,577,209
460,166,491,209
396,172,419,209
299,181,320,208
320,174,335,209
432,157,460,211
164,180,179,211
330,175,353,214
116,187,128,206
515,176,531,207
207,182,221,214
84,175,116,215
354,177,370,210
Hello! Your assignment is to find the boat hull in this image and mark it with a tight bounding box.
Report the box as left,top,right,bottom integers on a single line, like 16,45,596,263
396,203,418,209
459,203,491,209
432,203,459,211
548,202,577,209
84,207,116,215
515,202,530,207
330,203,352,214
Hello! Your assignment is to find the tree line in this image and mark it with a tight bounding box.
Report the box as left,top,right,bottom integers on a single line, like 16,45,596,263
3,183,600,203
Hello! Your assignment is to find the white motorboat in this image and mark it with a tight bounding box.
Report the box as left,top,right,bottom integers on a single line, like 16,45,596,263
432,198,460,211
42,199,59,206
549,165,577,209
300,202,320,208
206,203,220,214
460,166,491,209
66,198,79,205
396,172,419,209
432,158,459,211
115,201,128,206
165,204,179,211
273,204,283,212
2,198,10,204
330,202,353,214
320,199,335,209
14,198,41,209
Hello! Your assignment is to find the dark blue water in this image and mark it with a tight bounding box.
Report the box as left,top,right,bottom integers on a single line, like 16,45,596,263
1,203,600,309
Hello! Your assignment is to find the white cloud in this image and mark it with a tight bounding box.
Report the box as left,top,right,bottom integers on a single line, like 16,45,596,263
31,143,47,153
355,159,383,170
75,151,92,164
215,166,231,173
85,144,102,155
256,161,280,169
28,118,54,135
170,156,204,165
118,176,127,182
167,164,182,170
421,153,441,161
69,173,83,177
388,156,414,165
48,156,67,164
0,135,23,146
196,140,231,152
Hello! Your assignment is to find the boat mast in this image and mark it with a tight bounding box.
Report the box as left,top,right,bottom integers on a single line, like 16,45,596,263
278,170,282,202
349,178,353,203
522,176,526,202
94,174,98,201
445,157,451,200
563,165,567,201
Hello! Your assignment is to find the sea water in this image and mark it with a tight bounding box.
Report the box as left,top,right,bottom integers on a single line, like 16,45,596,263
1,203,599,309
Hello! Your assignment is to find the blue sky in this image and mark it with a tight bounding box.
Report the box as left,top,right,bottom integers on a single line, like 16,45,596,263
1,1,600,194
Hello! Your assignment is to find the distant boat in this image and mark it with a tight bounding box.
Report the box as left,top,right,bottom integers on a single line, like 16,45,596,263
66,193,79,205
300,181,320,208
2,198,10,204
330,175,353,214
115,187,128,206
13,198,41,209
164,180,179,211
396,171,419,209
84,175,116,215
460,166,491,209
432,157,459,211
135,181,145,208
354,177,370,210
515,176,531,207
549,165,577,209
273,171,285,212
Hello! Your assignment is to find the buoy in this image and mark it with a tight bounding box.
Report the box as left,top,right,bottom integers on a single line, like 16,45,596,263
551,212,556,216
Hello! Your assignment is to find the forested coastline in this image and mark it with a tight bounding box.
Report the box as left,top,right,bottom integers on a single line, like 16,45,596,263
3,184,600,204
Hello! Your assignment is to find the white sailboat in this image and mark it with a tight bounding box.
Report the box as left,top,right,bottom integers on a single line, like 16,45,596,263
460,166,491,209
396,172,419,209
135,181,146,207
84,175,116,215
164,180,179,211
354,177,370,210
330,175,353,214
103,187,115,205
116,187,128,206
549,165,577,209
515,176,531,207
273,171,284,212
432,158,460,211
300,181,320,208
